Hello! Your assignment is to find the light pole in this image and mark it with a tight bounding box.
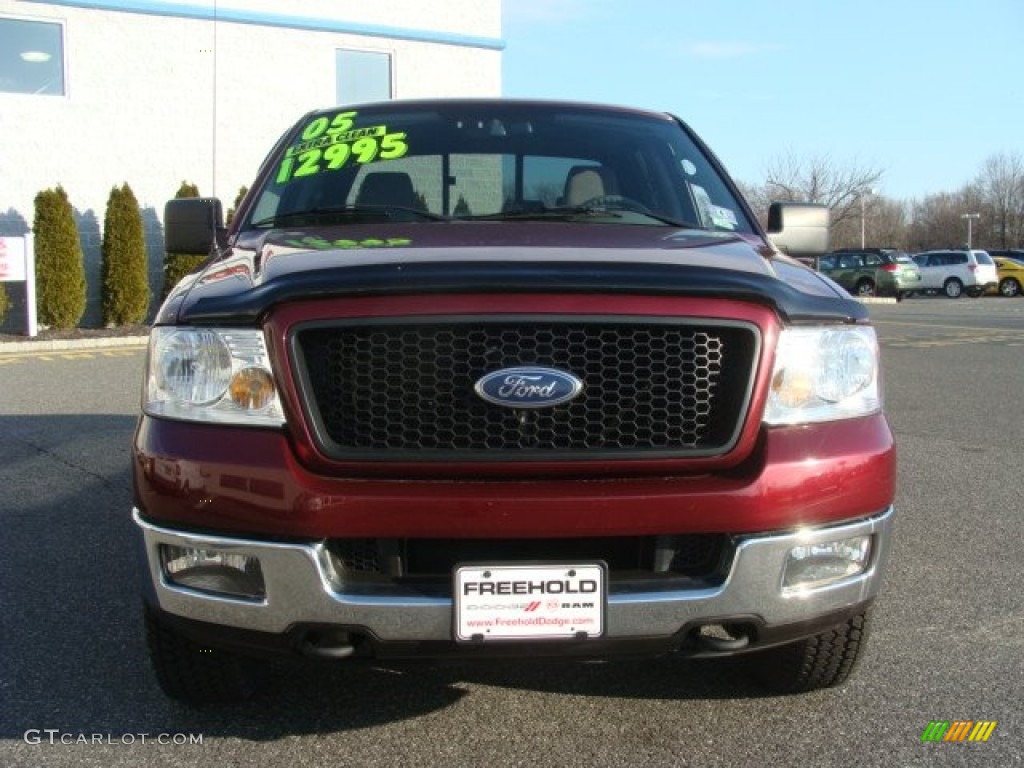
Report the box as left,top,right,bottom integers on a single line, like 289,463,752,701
960,213,980,249
860,188,875,248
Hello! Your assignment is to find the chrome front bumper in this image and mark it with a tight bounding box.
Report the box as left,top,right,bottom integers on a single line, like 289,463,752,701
134,507,893,642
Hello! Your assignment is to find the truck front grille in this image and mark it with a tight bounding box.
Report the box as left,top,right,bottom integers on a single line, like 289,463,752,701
327,534,730,584
293,318,759,461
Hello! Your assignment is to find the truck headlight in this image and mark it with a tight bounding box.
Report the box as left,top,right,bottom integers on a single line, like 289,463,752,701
764,326,880,425
144,328,286,426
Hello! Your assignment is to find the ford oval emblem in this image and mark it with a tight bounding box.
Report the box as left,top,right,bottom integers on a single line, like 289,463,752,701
475,367,584,409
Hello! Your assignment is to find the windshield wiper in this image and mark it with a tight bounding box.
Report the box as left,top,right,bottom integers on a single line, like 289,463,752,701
252,204,449,228
465,205,622,222
464,204,702,228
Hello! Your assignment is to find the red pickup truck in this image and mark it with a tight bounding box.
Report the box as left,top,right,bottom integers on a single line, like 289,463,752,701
134,99,895,703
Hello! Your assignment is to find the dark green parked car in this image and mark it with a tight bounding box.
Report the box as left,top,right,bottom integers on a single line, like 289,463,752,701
817,248,922,300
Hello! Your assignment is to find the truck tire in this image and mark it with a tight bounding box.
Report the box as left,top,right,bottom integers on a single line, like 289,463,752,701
144,605,266,704
748,611,869,694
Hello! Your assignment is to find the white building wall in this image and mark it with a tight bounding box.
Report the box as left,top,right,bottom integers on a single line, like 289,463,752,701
0,0,501,326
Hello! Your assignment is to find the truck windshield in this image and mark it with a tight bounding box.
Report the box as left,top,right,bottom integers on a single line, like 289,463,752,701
243,102,754,233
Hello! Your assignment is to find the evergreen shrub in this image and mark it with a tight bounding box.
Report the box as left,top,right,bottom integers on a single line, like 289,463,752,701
101,183,149,325
34,185,86,329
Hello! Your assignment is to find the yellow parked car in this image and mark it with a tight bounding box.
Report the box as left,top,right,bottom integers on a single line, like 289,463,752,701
989,255,1024,297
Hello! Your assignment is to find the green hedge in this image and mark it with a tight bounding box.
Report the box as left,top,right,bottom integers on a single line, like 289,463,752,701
34,185,86,329
101,182,149,325
0,283,9,325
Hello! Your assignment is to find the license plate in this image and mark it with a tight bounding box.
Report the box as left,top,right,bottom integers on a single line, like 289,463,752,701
454,563,606,642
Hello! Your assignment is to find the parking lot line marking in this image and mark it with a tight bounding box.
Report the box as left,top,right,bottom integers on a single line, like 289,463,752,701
0,346,145,362
879,328,1024,348
875,319,1024,335
100,348,143,357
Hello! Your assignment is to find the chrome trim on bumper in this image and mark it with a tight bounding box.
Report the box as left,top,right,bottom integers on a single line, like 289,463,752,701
133,506,893,640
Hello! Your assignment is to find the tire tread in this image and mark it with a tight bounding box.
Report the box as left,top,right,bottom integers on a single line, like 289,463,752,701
144,605,265,704
750,612,869,694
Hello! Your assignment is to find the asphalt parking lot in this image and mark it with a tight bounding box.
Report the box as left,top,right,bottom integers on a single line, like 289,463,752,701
0,296,1021,767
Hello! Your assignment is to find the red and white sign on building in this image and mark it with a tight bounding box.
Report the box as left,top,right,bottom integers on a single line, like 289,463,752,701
0,235,38,337
0,236,28,282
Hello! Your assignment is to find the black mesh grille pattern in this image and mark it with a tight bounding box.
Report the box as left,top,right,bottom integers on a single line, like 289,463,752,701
294,319,758,460
328,535,728,581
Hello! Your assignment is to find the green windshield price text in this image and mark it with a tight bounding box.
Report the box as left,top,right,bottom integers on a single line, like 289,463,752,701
301,110,358,141
276,131,408,184
276,111,409,184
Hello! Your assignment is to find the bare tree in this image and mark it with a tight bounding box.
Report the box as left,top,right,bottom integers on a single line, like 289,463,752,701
976,151,1024,248
865,198,910,250
737,150,1024,253
907,185,987,251
735,181,771,229
760,153,885,233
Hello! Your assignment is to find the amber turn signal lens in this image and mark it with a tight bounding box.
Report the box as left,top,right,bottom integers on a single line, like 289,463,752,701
229,367,276,410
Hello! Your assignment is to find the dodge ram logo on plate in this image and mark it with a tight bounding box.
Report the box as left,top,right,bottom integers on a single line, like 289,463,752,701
474,367,584,409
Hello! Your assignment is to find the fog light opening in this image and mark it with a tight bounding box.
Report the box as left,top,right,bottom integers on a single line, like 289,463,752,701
783,535,872,593
160,544,266,600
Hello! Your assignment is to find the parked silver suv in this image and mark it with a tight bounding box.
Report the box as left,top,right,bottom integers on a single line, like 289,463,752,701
912,249,999,298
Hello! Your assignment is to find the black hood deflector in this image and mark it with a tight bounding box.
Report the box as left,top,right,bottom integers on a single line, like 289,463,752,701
175,260,867,326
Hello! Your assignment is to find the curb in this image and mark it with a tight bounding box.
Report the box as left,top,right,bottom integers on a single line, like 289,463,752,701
0,336,149,354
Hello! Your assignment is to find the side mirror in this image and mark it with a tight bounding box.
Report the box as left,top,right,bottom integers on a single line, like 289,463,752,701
164,198,225,255
766,202,829,260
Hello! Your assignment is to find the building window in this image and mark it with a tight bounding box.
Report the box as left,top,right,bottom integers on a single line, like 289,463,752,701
0,17,65,95
336,49,392,105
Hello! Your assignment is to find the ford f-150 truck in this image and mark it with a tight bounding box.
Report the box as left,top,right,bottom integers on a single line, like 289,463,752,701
134,99,895,703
